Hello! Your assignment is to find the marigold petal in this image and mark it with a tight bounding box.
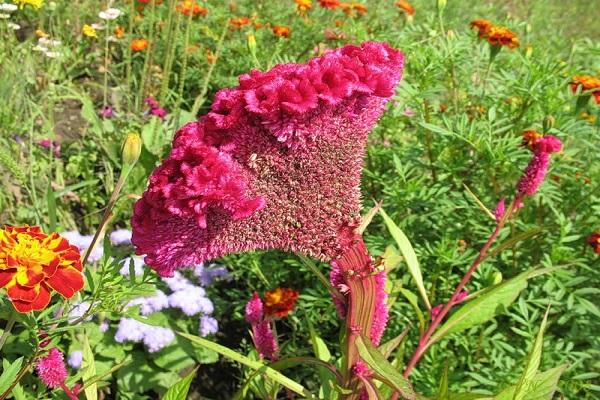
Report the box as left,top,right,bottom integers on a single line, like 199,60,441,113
12,284,51,313
45,267,84,298
0,269,16,287
7,282,39,302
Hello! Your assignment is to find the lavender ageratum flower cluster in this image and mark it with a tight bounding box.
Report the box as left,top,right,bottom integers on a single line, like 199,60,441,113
127,290,169,316
194,263,230,286
114,317,175,353
110,229,132,246
67,351,83,369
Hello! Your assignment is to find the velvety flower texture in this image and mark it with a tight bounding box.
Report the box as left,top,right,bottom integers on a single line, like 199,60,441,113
517,135,562,197
132,42,404,276
36,348,67,388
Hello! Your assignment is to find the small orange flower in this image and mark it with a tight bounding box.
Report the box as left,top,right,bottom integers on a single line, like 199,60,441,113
395,0,414,15
264,288,299,318
295,0,312,14
176,0,208,17
486,26,519,49
318,0,340,8
272,25,291,38
470,19,493,38
229,16,250,29
114,26,125,39
571,75,600,104
339,2,366,15
521,130,543,150
587,232,600,254
353,3,367,15
205,49,217,64
131,38,149,51
0,226,84,313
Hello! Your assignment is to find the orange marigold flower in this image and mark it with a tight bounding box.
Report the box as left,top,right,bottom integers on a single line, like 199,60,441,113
176,0,208,17
0,226,84,313
131,38,149,51
295,0,312,13
229,16,250,29
353,3,367,14
571,75,600,104
114,26,125,39
587,232,600,254
470,19,493,38
205,49,217,64
395,0,414,15
339,2,366,15
264,288,299,318
486,26,519,49
522,130,543,150
318,0,340,8
272,25,291,38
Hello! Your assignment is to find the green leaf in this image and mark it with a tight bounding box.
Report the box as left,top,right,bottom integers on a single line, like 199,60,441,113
359,201,382,234
428,270,549,345
0,357,23,395
398,288,425,333
82,333,98,400
380,208,431,310
162,367,198,400
512,308,550,400
177,332,314,398
437,361,450,400
355,335,416,400
495,365,567,400
378,326,410,360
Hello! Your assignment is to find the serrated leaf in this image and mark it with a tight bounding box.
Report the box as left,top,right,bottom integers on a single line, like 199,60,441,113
355,335,415,400
0,356,23,395
82,334,98,400
429,270,549,345
380,208,431,310
162,367,198,400
512,308,549,400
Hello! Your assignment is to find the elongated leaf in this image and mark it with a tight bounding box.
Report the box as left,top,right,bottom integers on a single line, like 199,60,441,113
0,357,23,395
495,365,567,400
82,334,98,400
429,270,548,345
380,208,431,310
437,361,450,400
512,308,550,400
378,326,411,360
177,332,314,398
462,184,495,221
355,335,415,400
359,201,382,234
399,288,425,333
163,367,198,400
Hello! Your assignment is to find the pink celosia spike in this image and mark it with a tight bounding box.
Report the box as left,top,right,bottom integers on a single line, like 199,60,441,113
517,135,561,197
36,348,67,389
245,292,264,325
132,42,404,277
252,320,279,361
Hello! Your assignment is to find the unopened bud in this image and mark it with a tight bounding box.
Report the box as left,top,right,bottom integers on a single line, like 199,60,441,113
437,0,447,12
492,271,503,285
525,44,533,58
246,32,256,54
525,23,532,34
122,132,142,167
543,116,555,132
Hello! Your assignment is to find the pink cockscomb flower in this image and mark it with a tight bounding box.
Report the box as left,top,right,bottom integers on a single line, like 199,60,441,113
36,348,67,389
244,293,279,360
132,42,404,277
517,135,562,197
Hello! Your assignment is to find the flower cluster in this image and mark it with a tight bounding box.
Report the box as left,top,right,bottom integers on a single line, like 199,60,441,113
36,348,67,388
131,38,149,52
470,19,519,49
176,0,208,17
571,75,600,104
114,317,176,353
521,129,543,150
295,0,312,14
145,96,167,119
0,226,84,313
131,42,404,277
272,25,291,38
517,135,562,197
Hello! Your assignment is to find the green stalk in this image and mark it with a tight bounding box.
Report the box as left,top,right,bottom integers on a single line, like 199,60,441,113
137,0,157,110
159,0,180,104
173,11,195,130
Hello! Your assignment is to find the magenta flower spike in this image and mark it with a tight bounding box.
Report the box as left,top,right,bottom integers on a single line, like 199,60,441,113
244,293,279,361
131,42,404,277
36,348,67,389
517,135,562,197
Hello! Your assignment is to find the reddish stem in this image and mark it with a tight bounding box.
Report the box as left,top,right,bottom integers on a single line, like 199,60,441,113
402,196,520,379
59,382,79,400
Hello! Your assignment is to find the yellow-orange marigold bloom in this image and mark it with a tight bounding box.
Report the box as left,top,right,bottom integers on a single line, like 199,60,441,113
295,0,312,13
114,26,125,39
131,38,149,51
486,26,519,48
176,0,208,17
264,288,299,318
0,226,84,313
521,130,543,150
205,49,217,64
395,0,414,15
82,24,97,38
353,3,367,15
571,75,600,104
272,25,291,38
470,19,493,38
229,16,250,29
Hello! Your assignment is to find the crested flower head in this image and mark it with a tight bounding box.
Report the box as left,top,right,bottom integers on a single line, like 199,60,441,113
264,287,299,318
36,348,67,388
517,135,562,197
0,226,84,313
132,42,404,276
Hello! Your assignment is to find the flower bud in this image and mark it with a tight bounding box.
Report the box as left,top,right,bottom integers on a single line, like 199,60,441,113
246,32,257,54
492,271,503,285
543,115,555,133
437,0,446,12
122,132,142,167
525,44,533,59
